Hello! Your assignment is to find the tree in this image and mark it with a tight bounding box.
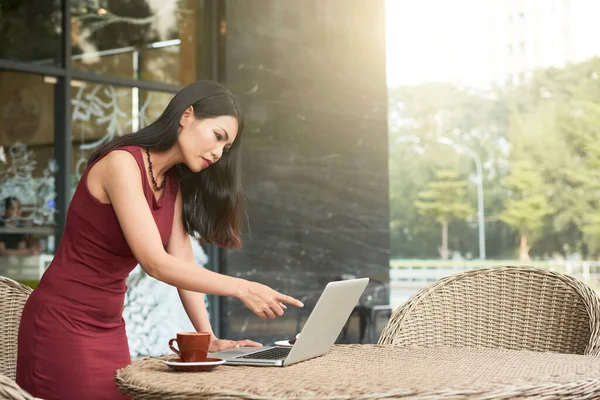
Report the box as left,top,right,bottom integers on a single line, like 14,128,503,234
499,161,554,260
389,82,512,259
414,170,475,260
390,57,600,260
501,57,600,258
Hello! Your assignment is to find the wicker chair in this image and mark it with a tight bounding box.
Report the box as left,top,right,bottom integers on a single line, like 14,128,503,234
0,276,32,380
379,266,600,355
0,374,35,400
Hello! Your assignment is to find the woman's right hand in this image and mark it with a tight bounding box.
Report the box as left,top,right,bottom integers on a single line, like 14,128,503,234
237,280,304,319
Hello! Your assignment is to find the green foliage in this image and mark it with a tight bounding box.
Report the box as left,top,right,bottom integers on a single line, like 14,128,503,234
389,83,511,259
504,58,600,257
414,170,474,224
413,169,475,259
499,161,554,238
389,57,600,260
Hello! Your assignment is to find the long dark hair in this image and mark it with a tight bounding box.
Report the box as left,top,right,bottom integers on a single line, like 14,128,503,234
88,80,245,248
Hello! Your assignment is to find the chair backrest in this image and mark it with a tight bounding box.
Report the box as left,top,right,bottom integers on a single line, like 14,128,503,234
0,277,33,380
379,266,600,355
0,373,35,400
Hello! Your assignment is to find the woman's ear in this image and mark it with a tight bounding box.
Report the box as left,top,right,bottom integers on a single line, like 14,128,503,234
179,105,195,127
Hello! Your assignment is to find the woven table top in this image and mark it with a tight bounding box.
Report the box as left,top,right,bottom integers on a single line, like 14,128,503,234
115,344,600,399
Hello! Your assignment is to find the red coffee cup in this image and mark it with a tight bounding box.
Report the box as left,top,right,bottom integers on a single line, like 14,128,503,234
168,332,212,362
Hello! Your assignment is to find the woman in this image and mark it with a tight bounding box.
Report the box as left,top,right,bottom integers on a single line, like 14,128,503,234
16,80,303,399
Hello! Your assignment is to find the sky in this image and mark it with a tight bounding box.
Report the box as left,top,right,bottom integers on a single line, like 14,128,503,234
385,0,492,88
385,0,600,89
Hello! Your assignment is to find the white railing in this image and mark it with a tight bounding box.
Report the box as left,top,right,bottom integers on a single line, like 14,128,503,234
388,259,600,310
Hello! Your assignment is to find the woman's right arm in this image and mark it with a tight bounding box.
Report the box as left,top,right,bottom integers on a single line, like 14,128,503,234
99,150,303,319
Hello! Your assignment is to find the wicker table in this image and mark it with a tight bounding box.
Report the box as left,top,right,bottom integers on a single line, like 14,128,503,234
115,344,600,399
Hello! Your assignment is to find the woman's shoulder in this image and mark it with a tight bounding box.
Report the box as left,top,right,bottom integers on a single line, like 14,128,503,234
101,148,142,173
105,145,142,161
84,148,144,191
88,146,142,171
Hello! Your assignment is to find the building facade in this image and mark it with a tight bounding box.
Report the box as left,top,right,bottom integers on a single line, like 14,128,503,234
489,0,600,86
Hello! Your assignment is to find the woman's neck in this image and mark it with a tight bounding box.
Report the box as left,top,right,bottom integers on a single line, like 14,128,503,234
146,145,183,180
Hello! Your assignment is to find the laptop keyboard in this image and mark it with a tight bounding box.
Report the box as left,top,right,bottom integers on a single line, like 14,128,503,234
237,346,291,360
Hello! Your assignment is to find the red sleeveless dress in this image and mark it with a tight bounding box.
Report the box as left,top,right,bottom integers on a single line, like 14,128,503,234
16,146,179,399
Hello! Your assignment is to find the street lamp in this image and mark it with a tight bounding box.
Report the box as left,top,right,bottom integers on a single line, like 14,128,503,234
437,137,486,260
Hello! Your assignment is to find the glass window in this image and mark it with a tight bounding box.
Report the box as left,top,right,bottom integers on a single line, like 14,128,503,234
0,0,62,65
70,81,173,181
0,70,57,284
71,1,201,84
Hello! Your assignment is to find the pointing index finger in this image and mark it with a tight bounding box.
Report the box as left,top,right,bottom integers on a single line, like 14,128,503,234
278,293,304,308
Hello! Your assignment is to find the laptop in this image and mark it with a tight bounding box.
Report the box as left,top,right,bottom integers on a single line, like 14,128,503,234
210,277,369,366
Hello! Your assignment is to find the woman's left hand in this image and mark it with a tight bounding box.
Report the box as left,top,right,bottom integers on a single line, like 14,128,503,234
209,337,262,352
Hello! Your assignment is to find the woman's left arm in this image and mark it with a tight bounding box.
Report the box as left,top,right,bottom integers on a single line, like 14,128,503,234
166,188,262,351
